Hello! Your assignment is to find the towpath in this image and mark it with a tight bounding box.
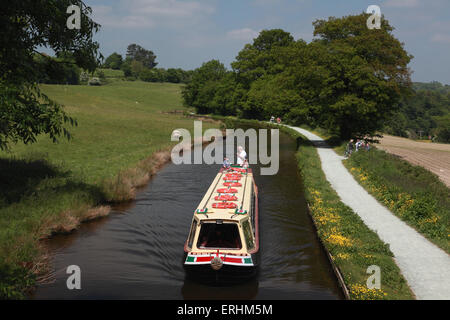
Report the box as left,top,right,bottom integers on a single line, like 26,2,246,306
288,126,450,300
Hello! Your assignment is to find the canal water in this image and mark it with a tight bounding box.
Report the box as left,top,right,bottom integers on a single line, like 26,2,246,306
32,131,343,299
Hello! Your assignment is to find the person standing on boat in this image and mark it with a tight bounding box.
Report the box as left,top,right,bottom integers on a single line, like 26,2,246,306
243,159,249,170
223,157,231,170
237,146,247,166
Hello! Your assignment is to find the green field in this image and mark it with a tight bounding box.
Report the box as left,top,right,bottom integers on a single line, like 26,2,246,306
0,81,218,298
3,81,202,183
97,68,125,79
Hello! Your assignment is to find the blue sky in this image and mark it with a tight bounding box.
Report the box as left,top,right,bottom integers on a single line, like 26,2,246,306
85,0,450,83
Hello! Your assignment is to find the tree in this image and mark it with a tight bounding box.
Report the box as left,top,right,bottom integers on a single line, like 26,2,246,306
155,68,168,82
231,29,295,88
166,68,181,83
312,14,412,89
183,16,413,140
139,69,159,82
182,60,227,114
130,60,144,77
435,115,450,143
120,58,133,77
103,52,123,70
309,14,413,138
0,0,101,150
384,83,450,140
126,44,158,69
34,53,81,85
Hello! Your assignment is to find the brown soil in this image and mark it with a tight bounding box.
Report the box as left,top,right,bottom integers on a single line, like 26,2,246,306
378,135,450,187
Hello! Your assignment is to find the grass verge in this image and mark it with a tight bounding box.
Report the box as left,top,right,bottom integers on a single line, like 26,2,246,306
280,126,414,300
0,81,220,298
343,148,450,254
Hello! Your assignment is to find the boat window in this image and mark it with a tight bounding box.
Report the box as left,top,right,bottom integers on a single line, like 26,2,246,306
242,219,254,251
187,219,198,248
197,222,242,249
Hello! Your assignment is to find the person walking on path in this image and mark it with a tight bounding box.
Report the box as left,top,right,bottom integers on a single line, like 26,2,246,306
345,139,354,157
355,139,362,152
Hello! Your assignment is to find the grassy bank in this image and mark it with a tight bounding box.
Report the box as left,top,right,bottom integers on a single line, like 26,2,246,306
343,148,450,254
296,125,449,254
0,81,219,298
281,127,414,300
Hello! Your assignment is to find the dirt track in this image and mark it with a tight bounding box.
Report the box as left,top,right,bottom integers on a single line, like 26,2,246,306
378,135,450,187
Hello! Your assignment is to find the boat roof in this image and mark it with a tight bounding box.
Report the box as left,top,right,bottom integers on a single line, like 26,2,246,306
194,167,254,223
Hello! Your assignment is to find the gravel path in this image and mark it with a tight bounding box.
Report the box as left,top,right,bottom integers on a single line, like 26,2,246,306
289,126,450,300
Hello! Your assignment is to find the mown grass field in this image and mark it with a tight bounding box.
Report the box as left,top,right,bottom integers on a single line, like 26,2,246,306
0,80,218,298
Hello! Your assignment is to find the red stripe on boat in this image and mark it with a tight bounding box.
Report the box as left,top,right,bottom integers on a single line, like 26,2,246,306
223,257,242,263
196,256,212,262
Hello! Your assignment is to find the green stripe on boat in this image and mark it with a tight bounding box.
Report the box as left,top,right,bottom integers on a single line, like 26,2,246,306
186,256,195,263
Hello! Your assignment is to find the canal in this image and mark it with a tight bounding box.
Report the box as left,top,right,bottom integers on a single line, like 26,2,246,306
32,130,343,299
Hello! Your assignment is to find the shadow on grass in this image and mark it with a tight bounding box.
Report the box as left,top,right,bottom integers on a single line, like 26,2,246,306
0,156,110,299
0,157,106,209
295,136,343,150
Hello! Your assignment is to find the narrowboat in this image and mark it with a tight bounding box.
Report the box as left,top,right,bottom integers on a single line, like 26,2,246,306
183,165,259,281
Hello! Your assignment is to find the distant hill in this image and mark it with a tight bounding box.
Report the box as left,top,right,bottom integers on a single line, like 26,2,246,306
384,81,450,143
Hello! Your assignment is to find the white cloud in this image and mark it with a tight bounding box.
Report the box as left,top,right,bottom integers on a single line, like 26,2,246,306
91,0,215,28
226,28,259,41
252,0,307,5
128,0,214,17
384,0,420,8
92,5,155,28
431,34,450,44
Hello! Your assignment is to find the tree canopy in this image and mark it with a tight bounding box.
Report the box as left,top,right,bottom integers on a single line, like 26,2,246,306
385,82,450,142
103,52,123,70
0,0,101,149
126,44,157,69
183,14,414,139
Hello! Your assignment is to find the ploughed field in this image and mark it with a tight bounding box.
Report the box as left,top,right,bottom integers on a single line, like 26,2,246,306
378,135,450,187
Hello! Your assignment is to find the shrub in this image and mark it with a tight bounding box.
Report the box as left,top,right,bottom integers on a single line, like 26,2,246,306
79,71,89,83
88,77,101,86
